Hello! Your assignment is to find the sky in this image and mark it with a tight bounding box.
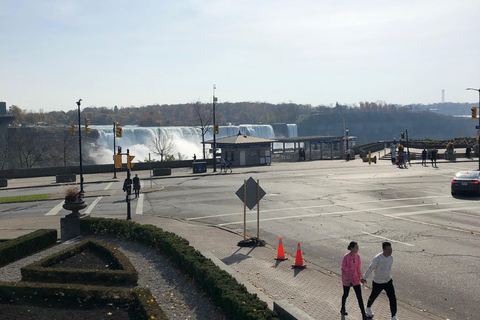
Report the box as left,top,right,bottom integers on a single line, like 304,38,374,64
1,0,479,113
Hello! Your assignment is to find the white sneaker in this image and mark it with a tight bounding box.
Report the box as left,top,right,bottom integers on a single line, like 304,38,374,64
392,316,399,320
366,307,374,317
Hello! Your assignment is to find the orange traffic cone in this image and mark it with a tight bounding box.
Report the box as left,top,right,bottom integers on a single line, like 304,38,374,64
292,242,306,268
275,237,287,260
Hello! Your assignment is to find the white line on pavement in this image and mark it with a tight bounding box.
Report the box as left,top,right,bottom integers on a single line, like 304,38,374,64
85,196,103,214
135,194,144,215
215,201,478,226
45,200,65,216
362,231,414,246
189,195,466,221
104,182,113,190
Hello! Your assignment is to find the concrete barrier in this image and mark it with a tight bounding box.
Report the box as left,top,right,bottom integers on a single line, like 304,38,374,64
274,300,315,320
0,178,7,188
153,168,171,176
56,174,76,183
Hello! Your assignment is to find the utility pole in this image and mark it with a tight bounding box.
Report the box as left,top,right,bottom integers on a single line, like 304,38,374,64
126,148,132,220
466,88,480,170
113,122,117,179
213,84,217,172
76,99,84,194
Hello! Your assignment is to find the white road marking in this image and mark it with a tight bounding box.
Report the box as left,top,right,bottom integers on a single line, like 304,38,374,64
104,182,113,190
45,201,65,216
135,194,144,215
361,232,414,246
85,196,103,214
215,202,479,226
188,195,465,221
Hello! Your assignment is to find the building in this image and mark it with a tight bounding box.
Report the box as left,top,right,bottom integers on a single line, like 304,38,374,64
204,132,276,167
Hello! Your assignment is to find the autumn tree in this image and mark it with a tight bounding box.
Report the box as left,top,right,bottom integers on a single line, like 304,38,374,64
11,129,47,168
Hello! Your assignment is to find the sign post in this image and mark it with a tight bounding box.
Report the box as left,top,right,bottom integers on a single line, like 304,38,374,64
235,177,266,247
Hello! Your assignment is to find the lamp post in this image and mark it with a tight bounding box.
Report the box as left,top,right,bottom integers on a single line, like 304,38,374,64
213,84,217,172
345,128,349,160
466,88,480,170
76,99,84,194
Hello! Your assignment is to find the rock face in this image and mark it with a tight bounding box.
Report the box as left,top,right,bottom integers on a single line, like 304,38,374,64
297,111,474,145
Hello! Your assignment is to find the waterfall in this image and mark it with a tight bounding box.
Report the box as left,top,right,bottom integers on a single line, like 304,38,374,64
287,124,298,137
91,124,278,164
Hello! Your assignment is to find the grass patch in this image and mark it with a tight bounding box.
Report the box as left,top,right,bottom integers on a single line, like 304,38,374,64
0,194,50,203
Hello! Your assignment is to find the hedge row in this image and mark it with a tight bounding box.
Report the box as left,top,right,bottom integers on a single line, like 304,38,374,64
0,281,167,320
21,238,138,285
80,217,280,320
0,229,57,267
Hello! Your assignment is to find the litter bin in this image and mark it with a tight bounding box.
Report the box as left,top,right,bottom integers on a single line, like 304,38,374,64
192,162,207,173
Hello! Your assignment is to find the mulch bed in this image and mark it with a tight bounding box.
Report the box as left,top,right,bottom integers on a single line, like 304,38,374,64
0,248,137,319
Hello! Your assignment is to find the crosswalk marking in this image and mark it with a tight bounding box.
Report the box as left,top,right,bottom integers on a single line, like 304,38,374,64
135,194,144,215
362,232,414,246
85,196,103,214
45,201,65,216
104,182,113,190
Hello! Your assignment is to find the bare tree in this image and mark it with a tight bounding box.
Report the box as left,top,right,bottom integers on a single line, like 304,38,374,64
147,128,176,163
51,130,77,167
12,130,47,168
0,140,9,170
191,101,212,159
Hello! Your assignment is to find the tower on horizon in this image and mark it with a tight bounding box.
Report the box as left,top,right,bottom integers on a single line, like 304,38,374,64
442,89,445,103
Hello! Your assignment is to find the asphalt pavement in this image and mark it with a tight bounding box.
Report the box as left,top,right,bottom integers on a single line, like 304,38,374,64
0,153,470,320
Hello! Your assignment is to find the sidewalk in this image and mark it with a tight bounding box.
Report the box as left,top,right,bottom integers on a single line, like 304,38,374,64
0,163,449,320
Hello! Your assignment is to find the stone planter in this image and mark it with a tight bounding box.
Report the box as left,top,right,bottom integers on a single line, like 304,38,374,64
61,200,89,241
0,178,7,188
445,152,456,161
62,200,88,218
153,168,171,176
56,174,76,183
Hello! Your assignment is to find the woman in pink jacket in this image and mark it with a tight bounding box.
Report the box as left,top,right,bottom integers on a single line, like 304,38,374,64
341,241,369,319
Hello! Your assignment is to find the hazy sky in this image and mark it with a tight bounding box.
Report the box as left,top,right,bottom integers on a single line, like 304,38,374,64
1,0,479,112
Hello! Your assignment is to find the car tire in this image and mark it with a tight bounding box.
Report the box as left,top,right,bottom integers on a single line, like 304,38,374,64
451,191,456,196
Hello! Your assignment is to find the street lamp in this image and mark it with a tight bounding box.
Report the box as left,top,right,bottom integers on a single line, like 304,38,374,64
213,84,217,172
466,88,480,170
76,99,84,194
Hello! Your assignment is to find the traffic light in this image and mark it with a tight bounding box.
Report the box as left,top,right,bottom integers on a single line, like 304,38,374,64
214,124,219,135
116,122,122,138
69,121,75,137
127,155,135,169
85,118,90,136
472,107,477,119
401,132,405,139
114,154,122,168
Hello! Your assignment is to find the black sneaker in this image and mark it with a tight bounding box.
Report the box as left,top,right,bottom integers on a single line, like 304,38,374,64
340,309,348,316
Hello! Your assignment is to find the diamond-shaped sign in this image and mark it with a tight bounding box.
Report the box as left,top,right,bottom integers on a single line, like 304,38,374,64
235,177,266,210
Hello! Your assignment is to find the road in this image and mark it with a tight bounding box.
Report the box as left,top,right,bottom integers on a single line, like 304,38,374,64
1,159,479,320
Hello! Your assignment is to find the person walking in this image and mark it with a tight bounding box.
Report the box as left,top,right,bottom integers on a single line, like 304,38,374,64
361,242,398,320
220,158,226,173
341,241,369,320
226,158,232,173
132,174,141,198
421,148,427,166
431,148,437,167
403,152,408,168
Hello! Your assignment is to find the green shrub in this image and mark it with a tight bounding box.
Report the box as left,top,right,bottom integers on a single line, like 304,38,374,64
21,238,138,285
0,229,57,267
80,217,279,320
0,281,168,320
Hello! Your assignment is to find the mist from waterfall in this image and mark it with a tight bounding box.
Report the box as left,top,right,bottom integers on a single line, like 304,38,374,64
90,124,296,164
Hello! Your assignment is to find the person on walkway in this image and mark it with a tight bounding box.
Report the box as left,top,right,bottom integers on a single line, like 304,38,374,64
341,241,369,320
220,158,226,173
421,149,427,166
465,146,471,159
431,148,437,167
403,152,408,168
361,242,398,320
226,159,232,173
133,174,141,198
193,154,197,162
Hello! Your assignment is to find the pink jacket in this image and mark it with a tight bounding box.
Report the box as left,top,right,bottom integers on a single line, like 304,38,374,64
341,253,362,286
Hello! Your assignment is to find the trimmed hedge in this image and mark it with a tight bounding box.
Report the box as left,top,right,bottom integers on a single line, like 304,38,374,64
21,238,138,285
80,218,280,320
0,229,57,267
0,281,167,320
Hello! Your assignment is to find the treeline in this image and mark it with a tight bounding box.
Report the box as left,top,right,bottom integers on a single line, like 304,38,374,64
6,101,475,128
